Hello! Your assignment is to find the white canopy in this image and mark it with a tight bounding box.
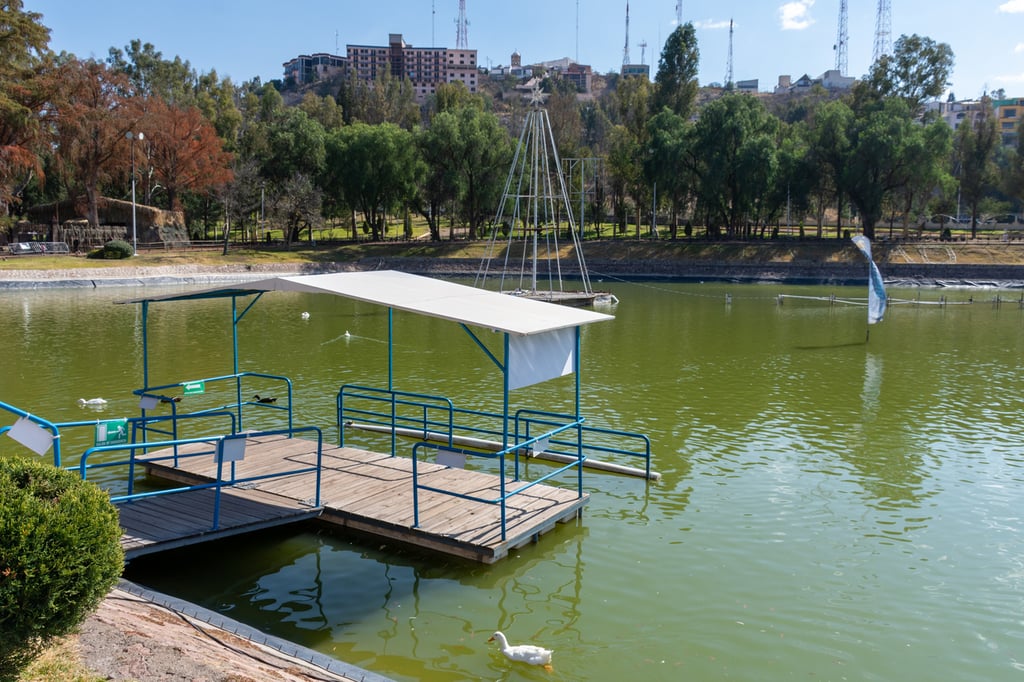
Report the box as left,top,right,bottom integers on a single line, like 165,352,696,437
120,270,613,336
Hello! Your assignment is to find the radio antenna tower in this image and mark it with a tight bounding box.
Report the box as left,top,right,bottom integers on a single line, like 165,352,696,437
456,0,468,49
834,0,848,74
872,0,892,64
676,1,682,25
639,40,647,65
724,18,734,87
622,2,631,66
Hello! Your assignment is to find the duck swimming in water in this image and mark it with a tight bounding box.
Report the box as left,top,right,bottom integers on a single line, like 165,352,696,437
488,631,553,669
253,394,277,404
77,398,107,406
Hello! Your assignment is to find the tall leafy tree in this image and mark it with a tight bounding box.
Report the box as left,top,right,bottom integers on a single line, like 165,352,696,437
858,34,954,115
142,98,234,211
422,105,511,240
51,59,139,230
806,100,854,237
652,23,699,119
690,94,780,237
644,109,691,238
107,39,195,104
843,97,948,239
327,122,420,240
0,0,53,215
953,100,999,236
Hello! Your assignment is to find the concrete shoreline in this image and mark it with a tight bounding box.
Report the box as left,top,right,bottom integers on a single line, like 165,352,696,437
2,259,1024,289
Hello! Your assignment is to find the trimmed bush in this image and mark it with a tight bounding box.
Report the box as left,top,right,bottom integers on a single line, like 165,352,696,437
86,239,133,260
0,457,123,680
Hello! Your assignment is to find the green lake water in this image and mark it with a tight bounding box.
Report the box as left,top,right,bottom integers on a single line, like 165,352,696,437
2,278,1024,681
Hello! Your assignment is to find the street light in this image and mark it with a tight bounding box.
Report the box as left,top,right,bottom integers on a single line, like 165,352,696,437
126,131,144,255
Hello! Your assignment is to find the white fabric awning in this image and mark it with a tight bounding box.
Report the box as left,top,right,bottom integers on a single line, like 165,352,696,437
119,270,613,336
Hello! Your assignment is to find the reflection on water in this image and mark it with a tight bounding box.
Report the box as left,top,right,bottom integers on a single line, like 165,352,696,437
3,281,1024,680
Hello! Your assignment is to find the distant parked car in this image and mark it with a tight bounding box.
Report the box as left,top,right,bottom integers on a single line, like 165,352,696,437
929,214,961,225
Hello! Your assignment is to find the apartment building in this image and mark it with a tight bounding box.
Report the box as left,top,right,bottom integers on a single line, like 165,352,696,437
284,34,478,103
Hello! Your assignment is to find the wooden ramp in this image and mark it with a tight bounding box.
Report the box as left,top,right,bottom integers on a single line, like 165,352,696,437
126,433,587,564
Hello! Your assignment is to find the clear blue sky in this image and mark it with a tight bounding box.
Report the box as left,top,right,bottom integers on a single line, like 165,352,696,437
26,0,1023,100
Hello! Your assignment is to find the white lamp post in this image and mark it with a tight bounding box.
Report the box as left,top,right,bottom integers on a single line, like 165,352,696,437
126,131,144,255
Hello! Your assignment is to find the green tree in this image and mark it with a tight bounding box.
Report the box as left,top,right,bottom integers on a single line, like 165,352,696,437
0,457,123,680
107,39,195,104
652,23,700,119
954,100,999,236
326,122,420,240
414,117,460,241
425,106,511,240
644,109,691,238
806,99,854,237
843,97,948,239
858,34,954,115
690,94,780,237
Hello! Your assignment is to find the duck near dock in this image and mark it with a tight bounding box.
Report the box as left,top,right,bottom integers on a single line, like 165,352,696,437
77,397,108,406
252,394,277,404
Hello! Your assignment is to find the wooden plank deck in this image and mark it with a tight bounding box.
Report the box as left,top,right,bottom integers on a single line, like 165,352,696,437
125,433,587,563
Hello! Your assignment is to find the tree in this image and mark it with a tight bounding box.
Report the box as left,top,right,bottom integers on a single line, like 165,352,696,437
689,94,780,237
644,109,691,238
0,0,53,215
806,100,854,237
142,98,234,211
954,100,999,237
858,34,954,115
107,39,195,104
421,105,511,240
653,23,700,120
0,457,123,679
51,59,139,230
326,122,420,240
843,97,949,239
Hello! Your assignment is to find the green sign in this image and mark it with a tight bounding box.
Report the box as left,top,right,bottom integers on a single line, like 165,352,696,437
183,381,206,395
95,418,128,447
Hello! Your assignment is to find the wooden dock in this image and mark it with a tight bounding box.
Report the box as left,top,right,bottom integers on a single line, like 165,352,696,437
120,433,588,564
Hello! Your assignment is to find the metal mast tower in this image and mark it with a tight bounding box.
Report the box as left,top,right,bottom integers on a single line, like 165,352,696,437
872,0,892,64
676,1,682,25
623,2,631,66
725,19,734,87
456,0,468,49
834,0,848,74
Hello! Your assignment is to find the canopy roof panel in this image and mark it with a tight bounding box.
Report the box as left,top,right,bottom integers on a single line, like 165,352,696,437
118,270,613,336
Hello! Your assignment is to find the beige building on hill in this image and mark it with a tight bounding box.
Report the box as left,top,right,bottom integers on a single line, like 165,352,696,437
283,34,478,104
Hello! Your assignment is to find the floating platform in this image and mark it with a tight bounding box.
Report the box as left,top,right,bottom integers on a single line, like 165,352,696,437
121,433,588,564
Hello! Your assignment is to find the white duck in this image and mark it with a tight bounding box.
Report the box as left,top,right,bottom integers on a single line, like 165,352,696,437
77,398,108,406
488,631,553,668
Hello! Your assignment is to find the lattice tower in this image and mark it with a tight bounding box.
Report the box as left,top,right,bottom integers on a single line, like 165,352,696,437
725,19,734,87
623,2,631,66
872,0,892,64
834,0,848,74
456,0,468,49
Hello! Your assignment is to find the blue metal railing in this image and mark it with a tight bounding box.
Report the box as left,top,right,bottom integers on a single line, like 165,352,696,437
78,426,324,530
133,372,294,443
0,400,63,466
337,385,653,542
411,419,586,541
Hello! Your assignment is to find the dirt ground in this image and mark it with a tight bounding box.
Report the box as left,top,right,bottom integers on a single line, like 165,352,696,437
69,587,368,682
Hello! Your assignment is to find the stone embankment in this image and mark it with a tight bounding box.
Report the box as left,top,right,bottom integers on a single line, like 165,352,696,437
2,255,1024,289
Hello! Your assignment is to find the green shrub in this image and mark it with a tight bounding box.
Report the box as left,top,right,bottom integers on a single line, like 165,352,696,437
0,457,123,680
86,240,133,260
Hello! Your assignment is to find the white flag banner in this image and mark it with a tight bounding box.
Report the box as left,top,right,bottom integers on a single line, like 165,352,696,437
852,235,887,324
